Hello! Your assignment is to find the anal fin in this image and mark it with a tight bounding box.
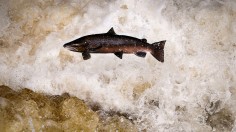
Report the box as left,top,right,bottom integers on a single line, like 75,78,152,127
114,52,123,59
135,52,146,58
82,52,91,60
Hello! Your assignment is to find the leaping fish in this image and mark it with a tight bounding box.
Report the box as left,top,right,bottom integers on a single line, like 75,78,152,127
63,27,166,62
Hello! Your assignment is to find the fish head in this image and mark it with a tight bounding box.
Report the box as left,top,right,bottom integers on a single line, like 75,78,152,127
63,38,87,52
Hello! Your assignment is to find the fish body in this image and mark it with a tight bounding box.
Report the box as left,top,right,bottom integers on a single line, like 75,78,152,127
63,28,165,62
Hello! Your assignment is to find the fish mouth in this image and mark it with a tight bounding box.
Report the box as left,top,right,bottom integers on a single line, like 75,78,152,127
63,44,77,51
63,43,72,48
64,46,78,52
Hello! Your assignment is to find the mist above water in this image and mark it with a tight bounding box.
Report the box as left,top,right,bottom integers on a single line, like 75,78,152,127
0,0,236,131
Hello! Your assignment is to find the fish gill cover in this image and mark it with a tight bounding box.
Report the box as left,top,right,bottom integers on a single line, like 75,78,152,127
0,0,236,131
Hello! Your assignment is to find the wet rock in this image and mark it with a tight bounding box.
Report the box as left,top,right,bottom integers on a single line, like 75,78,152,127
0,86,137,131
60,97,99,131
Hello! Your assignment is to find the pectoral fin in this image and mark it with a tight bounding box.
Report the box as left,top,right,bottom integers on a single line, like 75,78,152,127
114,52,123,59
82,52,91,60
135,52,146,58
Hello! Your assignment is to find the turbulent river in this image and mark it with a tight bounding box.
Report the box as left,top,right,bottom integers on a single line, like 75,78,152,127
0,0,236,131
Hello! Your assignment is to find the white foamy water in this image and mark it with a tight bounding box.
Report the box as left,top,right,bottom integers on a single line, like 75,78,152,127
0,0,236,131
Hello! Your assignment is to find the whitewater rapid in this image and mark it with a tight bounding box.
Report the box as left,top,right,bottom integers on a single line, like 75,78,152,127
0,0,236,131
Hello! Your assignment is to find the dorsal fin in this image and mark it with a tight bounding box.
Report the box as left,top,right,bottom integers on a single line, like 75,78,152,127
141,38,147,42
107,27,116,35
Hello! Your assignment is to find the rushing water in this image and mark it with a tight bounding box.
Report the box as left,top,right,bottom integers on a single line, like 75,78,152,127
0,0,236,131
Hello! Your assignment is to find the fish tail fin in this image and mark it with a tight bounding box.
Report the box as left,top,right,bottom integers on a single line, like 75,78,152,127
150,40,166,62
